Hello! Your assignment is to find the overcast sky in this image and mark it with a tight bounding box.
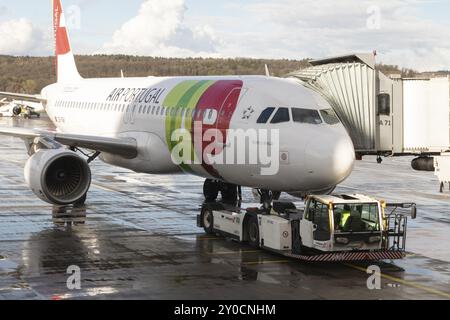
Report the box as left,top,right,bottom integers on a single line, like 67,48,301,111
0,0,449,71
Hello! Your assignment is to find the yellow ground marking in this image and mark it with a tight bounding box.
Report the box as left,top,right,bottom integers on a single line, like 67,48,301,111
196,237,223,241
242,260,291,266
208,250,262,255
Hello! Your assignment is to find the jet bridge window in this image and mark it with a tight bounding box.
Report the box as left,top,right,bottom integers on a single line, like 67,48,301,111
271,107,290,124
257,107,275,124
377,93,391,116
292,108,322,125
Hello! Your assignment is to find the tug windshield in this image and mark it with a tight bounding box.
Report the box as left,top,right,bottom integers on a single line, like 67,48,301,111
333,203,380,233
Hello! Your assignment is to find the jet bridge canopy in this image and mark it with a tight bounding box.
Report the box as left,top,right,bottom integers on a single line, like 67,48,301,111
289,54,377,152
289,53,450,156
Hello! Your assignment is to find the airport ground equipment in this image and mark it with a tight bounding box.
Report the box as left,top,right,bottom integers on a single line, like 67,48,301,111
198,194,416,262
434,153,450,192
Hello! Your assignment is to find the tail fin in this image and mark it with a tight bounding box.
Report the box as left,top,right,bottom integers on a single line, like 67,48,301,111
53,0,82,83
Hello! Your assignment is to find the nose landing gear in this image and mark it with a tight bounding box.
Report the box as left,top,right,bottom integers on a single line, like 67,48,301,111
203,180,282,211
255,189,281,210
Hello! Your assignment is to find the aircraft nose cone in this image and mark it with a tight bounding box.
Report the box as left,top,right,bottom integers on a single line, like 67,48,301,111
303,128,355,190
331,135,355,183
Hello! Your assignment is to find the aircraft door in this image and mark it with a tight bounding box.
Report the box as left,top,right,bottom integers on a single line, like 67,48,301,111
301,199,331,248
300,199,315,248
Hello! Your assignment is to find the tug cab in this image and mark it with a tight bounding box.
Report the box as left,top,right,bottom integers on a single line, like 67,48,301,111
301,194,385,252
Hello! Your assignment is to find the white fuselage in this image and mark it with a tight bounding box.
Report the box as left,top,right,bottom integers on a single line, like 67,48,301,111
41,75,355,193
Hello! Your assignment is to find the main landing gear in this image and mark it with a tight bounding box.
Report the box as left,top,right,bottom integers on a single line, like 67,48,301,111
203,179,281,210
203,179,242,204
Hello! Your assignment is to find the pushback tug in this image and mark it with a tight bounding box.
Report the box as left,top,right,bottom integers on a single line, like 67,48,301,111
198,194,417,262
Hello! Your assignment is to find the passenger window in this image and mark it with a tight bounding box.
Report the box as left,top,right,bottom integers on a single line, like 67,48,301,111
378,93,391,116
257,107,275,124
292,108,322,125
203,109,218,125
271,108,290,124
320,109,340,125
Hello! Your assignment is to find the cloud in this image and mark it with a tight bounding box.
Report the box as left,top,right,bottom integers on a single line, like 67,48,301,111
213,0,450,71
0,5,8,17
0,18,48,56
101,0,220,57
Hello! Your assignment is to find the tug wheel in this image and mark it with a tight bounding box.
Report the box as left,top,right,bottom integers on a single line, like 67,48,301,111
247,216,260,247
201,207,214,234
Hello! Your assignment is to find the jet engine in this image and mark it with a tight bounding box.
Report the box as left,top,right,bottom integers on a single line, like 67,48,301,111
12,106,22,116
411,157,435,172
24,149,92,205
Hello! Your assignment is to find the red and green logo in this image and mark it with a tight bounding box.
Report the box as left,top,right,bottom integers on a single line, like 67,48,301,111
164,80,243,178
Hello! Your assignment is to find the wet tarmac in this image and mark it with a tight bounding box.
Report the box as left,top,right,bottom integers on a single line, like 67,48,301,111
0,116,449,300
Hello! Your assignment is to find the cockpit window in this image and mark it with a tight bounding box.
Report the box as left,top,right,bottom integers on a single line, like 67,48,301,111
271,108,290,124
257,107,275,124
292,108,322,125
320,109,340,125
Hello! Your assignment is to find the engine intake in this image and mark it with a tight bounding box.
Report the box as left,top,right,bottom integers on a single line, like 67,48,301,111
24,149,91,205
12,106,22,116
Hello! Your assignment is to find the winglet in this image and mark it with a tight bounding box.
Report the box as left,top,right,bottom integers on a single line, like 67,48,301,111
53,0,82,83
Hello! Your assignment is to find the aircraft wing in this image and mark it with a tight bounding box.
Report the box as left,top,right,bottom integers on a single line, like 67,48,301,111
0,127,138,159
0,92,45,103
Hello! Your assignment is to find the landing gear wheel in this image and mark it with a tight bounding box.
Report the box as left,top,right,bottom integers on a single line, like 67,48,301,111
377,156,383,164
221,184,238,204
201,207,214,234
247,216,260,247
203,179,219,202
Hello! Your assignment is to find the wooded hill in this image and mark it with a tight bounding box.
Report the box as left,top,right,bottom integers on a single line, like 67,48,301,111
0,55,432,94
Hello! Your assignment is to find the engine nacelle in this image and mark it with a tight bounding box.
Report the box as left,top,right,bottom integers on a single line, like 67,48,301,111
24,149,92,205
411,157,435,172
12,106,22,116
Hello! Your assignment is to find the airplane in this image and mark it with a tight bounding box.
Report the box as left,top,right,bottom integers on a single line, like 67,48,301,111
0,100,44,118
0,0,355,208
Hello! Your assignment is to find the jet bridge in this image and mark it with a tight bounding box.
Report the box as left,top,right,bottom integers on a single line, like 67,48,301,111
289,54,450,158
